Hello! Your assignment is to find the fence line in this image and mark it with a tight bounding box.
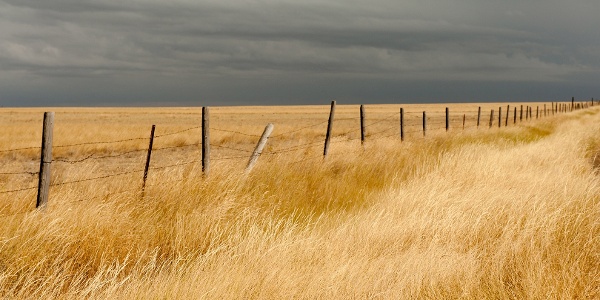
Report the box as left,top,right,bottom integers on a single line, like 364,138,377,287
0,99,596,208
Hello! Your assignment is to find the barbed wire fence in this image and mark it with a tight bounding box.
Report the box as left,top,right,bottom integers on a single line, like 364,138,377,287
0,98,595,212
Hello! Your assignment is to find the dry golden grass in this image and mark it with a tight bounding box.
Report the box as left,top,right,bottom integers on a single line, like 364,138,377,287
0,102,598,298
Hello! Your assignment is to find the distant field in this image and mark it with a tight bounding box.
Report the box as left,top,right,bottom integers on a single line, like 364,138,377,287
0,101,598,298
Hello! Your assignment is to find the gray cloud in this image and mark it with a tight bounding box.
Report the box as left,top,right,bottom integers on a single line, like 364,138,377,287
0,0,598,106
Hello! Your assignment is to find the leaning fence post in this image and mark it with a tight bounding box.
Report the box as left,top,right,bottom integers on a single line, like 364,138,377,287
142,125,156,192
477,107,481,128
505,105,510,127
360,104,365,145
323,100,336,157
513,107,517,124
246,123,274,173
400,108,404,141
422,111,426,137
36,112,54,209
202,107,210,175
445,107,449,132
489,109,494,128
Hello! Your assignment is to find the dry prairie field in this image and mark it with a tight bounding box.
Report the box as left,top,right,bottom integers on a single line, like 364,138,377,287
0,101,598,298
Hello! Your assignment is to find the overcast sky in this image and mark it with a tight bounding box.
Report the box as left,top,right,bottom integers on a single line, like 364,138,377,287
0,0,598,106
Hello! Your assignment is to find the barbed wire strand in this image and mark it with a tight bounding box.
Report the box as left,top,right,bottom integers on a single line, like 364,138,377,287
211,127,262,138
155,126,202,138
54,136,148,149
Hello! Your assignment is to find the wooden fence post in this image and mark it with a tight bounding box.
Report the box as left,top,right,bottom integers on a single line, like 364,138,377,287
246,123,274,172
422,111,426,137
505,105,510,127
462,114,465,130
323,101,336,157
530,107,533,119
489,109,494,128
526,106,529,120
400,107,404,141
513,107,517,124
544,104,547,117
520,105,523,122
477,107,481,128
572,97,574,111
36,112,54,209
498,106,502,128
202,107,210,175
536,106,539,119
360,105,365,145
445,107,449,132
142,125,156,192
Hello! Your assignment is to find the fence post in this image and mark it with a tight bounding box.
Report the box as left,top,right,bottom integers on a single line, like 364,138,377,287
536,106,539,119
36,112,54,209
526,106,530,120
462,114,465,130
530,106,533,119
544,104,547,117
202,107,210,175
323,100,336,157
477,107,481,128
142,125,156,192
445,107,449,132
246,123,274,173
520,105,523,122
489,109,494,128
572,97,574,111
498,106,502,128
513,107,517,124
360,105,365,145
505,105,510,127
422,111,426,137
400,107,404,141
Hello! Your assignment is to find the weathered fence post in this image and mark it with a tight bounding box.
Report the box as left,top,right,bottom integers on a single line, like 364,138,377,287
498,106,502,128
142,125,156,192
422,111,426,137
530,106,533,119
505,105,510,127
202,107,210,175
445,107,449,132
489,109,494,128
526,106,529,121
513,107,517,124
462,114,466,130
520,105,523,122
400,107,404,141
544,104,547,117
536,106,539,119
323,100,336,157
360,105,365,145
477,107,481,128
36,112,54,209
246,123,274,173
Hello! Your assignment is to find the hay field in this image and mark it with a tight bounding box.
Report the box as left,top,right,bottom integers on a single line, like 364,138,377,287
0,102,598,298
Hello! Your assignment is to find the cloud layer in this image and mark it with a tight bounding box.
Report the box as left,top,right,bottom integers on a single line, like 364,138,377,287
0,0,598,105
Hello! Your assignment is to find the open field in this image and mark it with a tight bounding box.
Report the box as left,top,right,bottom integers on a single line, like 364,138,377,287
0,102,599,298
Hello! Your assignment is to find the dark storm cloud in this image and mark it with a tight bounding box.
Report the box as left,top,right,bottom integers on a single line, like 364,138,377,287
0,0,598,106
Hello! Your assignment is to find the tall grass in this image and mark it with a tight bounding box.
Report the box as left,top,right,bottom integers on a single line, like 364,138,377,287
0,106,598,298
